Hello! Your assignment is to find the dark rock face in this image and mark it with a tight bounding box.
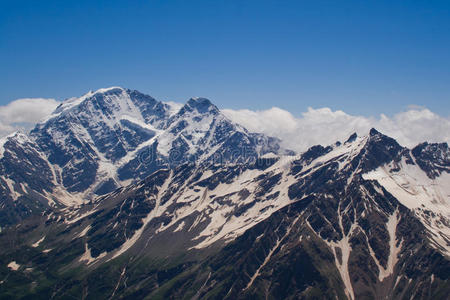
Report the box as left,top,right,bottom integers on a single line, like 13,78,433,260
184,97,219,114
0,133,55,226
346,132,358,143
86,171,170,257
357,130,405,173
412,142,450,179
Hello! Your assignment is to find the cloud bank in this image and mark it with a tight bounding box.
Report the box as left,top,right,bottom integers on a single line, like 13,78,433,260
223,107,450,152
0,98,60,137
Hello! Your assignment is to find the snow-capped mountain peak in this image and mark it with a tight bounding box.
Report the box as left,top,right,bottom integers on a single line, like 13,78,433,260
0,88,289,220
183,97,219,114
50,87,125,117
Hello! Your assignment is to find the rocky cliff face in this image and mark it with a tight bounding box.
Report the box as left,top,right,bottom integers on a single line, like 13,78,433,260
0,133,56,226
0,124,448,299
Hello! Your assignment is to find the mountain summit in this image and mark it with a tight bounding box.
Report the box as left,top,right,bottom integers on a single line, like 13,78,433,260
184,97,219,114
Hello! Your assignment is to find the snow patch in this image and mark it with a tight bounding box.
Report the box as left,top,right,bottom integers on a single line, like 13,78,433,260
66,210,97,224
164,101,183,116
77,225,91,238
325,202,356,300
173,221,185,232
31,236,45,248
79,243,107,265
380,209,402,281
192,169,296,249
7,261,20,271
4,177,21,201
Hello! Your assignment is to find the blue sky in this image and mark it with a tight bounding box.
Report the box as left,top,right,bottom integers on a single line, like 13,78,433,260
1,0,450,117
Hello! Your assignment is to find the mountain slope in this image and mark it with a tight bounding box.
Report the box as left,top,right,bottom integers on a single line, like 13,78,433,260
0,129,448,299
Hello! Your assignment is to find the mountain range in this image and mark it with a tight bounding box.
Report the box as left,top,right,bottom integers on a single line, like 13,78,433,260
0,87,448,299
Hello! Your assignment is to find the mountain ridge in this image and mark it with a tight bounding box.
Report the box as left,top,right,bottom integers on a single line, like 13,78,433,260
0,87,448,299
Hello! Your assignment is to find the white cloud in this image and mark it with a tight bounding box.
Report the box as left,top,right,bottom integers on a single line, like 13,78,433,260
223,106,450,152
0,98,60,137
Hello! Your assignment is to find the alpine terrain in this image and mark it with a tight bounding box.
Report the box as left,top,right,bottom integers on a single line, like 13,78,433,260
0,87,448,299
